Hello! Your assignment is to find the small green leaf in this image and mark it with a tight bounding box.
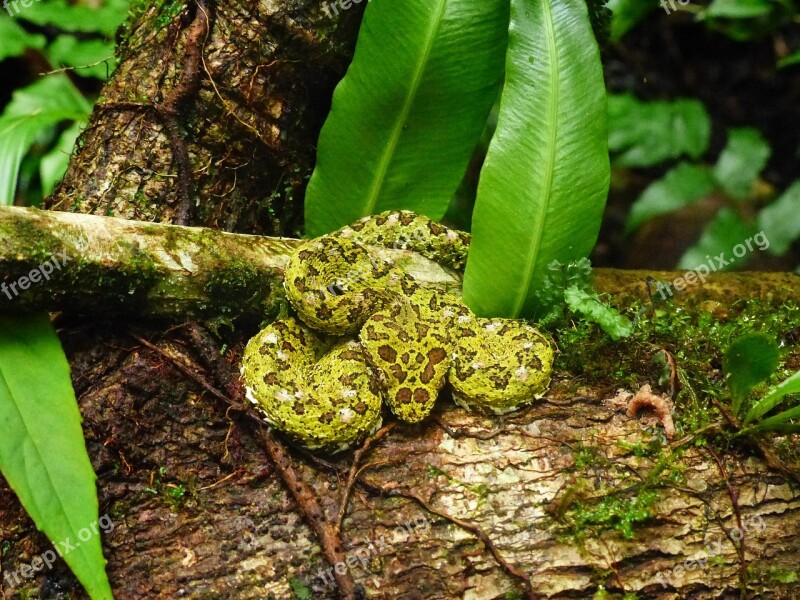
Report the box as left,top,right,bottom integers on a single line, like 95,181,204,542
722,333,779,416
741,402,800,435
0,74,91,205
463,0,609,319
678,208,757,271
713,128,771,200
608,94,711,167
626,163,716,233
0,314,113,599
757,180,800,255
607,0,658,41
304,0,509,237
40,122,83,197
706,0,772,19
743,369,800,425
0,15,46,61
46,37,116,80
564,286,633,341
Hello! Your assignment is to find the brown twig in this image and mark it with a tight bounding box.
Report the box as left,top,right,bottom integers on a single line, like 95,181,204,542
93,0,210,226
335,423,396,533
162,0,210,225
257,429,357,600
705,447,748,600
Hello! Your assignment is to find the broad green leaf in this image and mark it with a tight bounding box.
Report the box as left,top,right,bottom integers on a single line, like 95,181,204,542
0,75,91,205
678,208,757,271
0,15,46,61
46,37,116,80
0,314,113,599
20,0,130,36
713,128,771,200
40,122,83,197
743,369,800,425
607,0,658,41
564,286,633,341
462,0,609,319
706,0,772,19
608,94,711,167
626,163,716,233
304,0,509,237
757,180,800,255
722,333,779,416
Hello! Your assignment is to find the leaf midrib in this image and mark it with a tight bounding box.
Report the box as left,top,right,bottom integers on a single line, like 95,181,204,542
361,0,448,216
511,0,559,317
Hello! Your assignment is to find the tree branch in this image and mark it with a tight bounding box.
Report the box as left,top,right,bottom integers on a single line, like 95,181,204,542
0,206,461,321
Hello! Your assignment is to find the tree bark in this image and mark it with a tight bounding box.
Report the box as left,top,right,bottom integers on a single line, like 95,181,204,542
1,1,800,600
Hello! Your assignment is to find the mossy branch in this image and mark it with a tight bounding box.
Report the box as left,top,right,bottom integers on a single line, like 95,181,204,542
0,207,461,322
1,207,798,322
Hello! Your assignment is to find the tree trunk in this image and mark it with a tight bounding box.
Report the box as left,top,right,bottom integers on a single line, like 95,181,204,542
2,1,799,600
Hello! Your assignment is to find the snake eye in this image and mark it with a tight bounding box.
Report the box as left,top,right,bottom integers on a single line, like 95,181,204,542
326,283,345,297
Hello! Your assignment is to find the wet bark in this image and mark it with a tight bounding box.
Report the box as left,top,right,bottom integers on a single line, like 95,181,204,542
1,1,799,600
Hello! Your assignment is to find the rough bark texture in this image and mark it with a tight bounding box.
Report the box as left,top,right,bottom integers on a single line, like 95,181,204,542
47,0,365,236
1,2,800,600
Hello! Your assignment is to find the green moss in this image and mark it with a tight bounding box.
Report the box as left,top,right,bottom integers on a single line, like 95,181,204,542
202,260,276,319
766,566,799,583
142,466,192,509
566,489,659,541
288,577,313,600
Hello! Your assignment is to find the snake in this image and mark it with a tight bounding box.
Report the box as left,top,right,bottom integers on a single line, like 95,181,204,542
240,211,554,452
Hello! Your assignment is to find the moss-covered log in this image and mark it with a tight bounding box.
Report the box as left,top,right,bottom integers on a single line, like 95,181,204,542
2,206,798,323
0,206,460,321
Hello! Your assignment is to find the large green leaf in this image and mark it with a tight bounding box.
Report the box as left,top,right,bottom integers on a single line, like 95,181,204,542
304,0,508,237
626,162,716,233
713,127,771,201
607,94,711,168
462,0,609,318
757,180,800,255
0,15,46,61
0,75,91,205
0,314,113,599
